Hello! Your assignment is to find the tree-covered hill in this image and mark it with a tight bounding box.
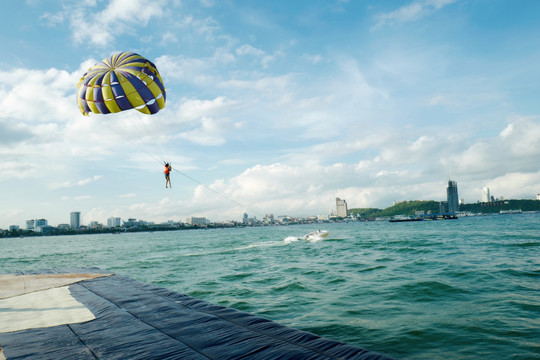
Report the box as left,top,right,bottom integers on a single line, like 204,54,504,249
349,200,440,218
459,199,540,214
349,199,540,218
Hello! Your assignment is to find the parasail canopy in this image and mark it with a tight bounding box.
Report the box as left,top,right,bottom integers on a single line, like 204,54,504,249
77,52,166,116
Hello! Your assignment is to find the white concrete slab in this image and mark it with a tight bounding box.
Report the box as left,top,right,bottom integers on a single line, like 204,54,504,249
0,286,96,333
0,273,111,299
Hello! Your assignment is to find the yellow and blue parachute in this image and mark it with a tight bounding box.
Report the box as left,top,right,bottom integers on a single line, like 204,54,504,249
77,52,166,116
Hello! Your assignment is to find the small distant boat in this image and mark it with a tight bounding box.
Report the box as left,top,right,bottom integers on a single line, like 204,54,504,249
389,215,422,222
303,230,329,241
389,214,458,222
499,209,522,214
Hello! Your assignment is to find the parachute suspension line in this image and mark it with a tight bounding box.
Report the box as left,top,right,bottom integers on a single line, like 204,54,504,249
108,112,170,166
128,113,170,165
137,115,170,165
170,167,263,217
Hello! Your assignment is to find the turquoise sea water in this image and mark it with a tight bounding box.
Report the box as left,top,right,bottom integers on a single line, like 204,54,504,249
1,213,539,359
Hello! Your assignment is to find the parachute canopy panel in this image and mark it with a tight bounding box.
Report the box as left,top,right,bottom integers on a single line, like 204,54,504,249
77,52,166,116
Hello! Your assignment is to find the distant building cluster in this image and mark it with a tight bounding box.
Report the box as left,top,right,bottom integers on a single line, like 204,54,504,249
3,181,540,237
481,186,507,203
2,209,341,238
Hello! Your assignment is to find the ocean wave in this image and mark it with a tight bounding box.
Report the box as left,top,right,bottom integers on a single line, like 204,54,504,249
388,280,470,302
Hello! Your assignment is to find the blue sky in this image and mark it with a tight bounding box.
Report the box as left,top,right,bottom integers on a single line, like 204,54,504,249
1,0,540,228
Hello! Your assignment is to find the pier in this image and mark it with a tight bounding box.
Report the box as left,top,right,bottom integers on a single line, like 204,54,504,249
0,268,393,359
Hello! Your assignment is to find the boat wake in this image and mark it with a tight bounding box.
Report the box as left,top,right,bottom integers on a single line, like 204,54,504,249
283,236,299,244
183,232,330,257
282,231,331,244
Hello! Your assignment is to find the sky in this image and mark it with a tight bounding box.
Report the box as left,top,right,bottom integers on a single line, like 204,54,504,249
1,0,540,228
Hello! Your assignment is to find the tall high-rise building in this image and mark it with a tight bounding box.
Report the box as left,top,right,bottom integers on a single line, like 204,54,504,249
482,187,491,203
70,211,81,230
336,198,348,218
447,180,459,213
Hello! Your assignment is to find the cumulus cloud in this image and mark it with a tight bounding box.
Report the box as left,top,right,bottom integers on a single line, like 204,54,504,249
167,116,539,219
443,116,540,178
0,68,77,123
485,171,540,200
67,0,166,46
170,97,241,145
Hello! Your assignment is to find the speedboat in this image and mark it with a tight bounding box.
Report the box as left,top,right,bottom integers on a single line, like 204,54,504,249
302,230,329,241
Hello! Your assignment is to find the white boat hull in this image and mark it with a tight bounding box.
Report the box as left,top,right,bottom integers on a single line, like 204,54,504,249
303,230,329,241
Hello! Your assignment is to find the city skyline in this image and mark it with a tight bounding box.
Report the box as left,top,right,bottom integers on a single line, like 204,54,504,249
6,182,537,230
1,1,540,229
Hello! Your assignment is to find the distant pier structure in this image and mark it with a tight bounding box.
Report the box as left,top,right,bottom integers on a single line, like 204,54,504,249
0,269,395,360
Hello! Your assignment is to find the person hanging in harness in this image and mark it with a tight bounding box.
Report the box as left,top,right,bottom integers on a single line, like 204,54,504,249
164,163,172,188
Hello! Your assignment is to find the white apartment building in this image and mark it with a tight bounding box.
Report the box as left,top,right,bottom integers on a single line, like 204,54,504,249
107,217,122,228
186,217,209,226
336,198,348,218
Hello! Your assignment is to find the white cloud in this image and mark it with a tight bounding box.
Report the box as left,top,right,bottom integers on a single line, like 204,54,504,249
486,171,540,200
172,14,221,42
0,160,36,180
160,31,178,45
176,97,237,122
156,55,218,86
173,116,539,219
40,11,64,27
67,0,166,46
61,195,92,201
51,175,103,190
372,0,458,30
443,116,540,178
178,116,229,146
77,175,103,186
0,68,77,123
498,116,540,156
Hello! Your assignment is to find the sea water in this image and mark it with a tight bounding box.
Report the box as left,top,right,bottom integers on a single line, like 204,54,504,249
1,213,539,359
